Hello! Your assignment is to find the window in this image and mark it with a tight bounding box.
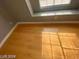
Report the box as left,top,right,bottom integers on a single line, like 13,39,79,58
39,0,71,8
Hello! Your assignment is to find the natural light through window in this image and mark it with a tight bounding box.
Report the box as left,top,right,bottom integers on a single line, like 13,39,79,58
39,0,71,8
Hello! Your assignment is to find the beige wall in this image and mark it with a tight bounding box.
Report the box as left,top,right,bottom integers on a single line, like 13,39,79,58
2,0,31,20
2,0,79,22
18,15,79,22
0,1,16,42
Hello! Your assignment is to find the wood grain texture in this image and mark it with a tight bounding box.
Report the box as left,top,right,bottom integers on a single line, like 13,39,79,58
0,24,79,59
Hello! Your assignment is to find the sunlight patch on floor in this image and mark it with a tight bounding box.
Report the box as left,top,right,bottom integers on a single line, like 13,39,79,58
42,28,79,59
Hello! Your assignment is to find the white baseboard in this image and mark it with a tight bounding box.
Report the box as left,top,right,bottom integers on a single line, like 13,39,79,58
17,21,79,24
0,23,18,48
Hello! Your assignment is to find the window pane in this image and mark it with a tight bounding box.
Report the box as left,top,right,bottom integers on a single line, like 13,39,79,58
39,0,71,8
47,0,54,6
55,0,63,5
55,0,71,5
40,0,47,7
62,0,71,4
39,0,54,7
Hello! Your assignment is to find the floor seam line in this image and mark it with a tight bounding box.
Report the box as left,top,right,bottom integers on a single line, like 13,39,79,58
57,32,66,59
49,33,54,59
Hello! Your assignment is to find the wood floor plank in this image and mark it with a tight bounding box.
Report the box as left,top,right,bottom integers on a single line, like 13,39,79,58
59,32,79,49
0,24,79,59
42,44,52,59
52,46,64,59
64,48,79,59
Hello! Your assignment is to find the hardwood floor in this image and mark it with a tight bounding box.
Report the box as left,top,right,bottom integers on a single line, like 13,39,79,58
0,24,79,59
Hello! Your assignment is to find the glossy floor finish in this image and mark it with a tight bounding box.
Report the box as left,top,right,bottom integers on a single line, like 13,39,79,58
0,24,79,59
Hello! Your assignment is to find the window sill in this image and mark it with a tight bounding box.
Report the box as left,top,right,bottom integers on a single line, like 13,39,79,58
32,10,79,17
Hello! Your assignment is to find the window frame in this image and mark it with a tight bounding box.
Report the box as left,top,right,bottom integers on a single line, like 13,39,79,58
29,0,79,13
